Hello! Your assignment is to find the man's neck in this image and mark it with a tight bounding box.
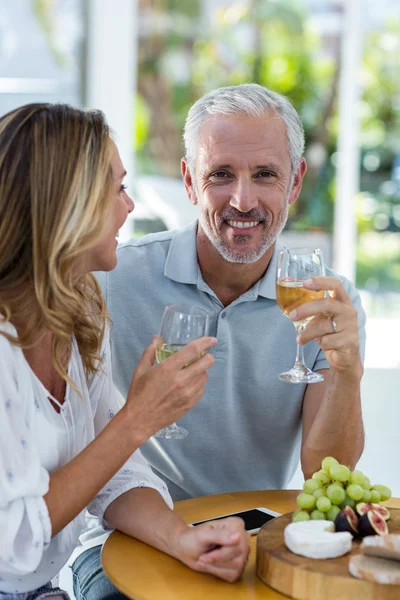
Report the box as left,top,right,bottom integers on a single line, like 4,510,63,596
196,230,275,307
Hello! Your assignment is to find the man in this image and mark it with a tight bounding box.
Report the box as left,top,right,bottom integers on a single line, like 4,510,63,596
73,83,365,597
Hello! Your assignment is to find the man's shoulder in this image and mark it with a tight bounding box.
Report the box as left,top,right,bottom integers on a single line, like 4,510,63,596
117,229,178,252
325,266,354,289
114,230,178,272
325,267,362,306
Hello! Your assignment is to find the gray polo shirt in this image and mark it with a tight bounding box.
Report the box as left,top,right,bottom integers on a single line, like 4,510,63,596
97,221,366,501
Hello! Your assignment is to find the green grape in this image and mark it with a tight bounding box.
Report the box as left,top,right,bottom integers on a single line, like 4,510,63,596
316,496,331,513
326,505,341,522
310,510,326,520
297,493,317,511
346,484,364,501
362,490,372,502
370,490,381,503
321,456,339,475
313,488,326,499
372,485,392,502
330,481,344,489
330,464,351,483
292,510,311,522
303,478,322,494
340,495,355,509
326,484,346,505
312,470,330,486
350,470,365,486
362,477,371,490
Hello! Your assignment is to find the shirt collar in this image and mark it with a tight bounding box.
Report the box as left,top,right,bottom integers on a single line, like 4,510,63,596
164,219,283,300
164,220,199,284
256,240,283,300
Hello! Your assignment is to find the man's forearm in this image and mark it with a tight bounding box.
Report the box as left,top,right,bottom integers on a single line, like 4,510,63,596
301,370,364,479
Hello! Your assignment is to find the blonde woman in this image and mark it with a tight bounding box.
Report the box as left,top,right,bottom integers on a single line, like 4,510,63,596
0,104,250,600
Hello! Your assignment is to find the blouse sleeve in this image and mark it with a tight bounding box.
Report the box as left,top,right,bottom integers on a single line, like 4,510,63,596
86,328,173,527
0,332,52,575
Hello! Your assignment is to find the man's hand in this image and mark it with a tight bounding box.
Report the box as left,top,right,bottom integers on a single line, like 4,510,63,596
289,276,363,377
174,517,251,583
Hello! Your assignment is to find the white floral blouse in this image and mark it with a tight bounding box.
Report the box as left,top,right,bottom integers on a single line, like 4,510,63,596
0,323,172,595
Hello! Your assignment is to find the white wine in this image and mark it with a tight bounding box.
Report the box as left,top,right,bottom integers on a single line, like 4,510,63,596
156,344,186,363
276,280,324,326
156,343,204,367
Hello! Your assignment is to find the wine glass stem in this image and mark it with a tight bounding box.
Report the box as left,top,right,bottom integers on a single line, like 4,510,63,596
294,324,306,369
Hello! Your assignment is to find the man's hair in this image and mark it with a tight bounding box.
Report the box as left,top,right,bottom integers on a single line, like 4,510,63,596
183,83,305,175
0,103,113,385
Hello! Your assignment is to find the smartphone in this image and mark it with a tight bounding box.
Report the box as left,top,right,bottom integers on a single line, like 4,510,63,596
190,506,281,535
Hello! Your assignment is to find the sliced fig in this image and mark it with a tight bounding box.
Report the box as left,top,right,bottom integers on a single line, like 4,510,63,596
356,502,391,521
358,510,389,538
334,506,359,537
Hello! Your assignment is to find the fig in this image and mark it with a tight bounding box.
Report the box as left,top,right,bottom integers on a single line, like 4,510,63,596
358,510,388,538
355,502,391,521
334,506,359,537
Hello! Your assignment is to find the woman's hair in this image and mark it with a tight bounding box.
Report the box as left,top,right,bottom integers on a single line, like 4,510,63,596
184,83,305,178
0,103,114,384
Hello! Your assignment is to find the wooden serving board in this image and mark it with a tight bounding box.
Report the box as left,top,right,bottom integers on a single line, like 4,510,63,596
256,508,400,600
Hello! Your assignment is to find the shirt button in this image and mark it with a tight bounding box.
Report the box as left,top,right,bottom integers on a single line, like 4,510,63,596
221,313,226,319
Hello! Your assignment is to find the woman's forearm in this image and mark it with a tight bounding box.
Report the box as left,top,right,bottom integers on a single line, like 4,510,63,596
105,488,186,559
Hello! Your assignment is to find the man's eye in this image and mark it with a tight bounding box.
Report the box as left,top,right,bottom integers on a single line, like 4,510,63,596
256,171,275,178
211,171,230,179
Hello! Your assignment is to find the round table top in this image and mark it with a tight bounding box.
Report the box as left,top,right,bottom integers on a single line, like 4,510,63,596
101,490,400,600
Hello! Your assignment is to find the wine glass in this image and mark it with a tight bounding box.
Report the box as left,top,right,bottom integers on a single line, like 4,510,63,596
276,248,325,384
154,304,209,439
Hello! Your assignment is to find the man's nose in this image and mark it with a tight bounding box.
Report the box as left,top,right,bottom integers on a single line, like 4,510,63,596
229,178,258,213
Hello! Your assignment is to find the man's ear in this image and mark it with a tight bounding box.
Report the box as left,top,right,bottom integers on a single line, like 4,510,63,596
288,158,307,206
181,158,198,205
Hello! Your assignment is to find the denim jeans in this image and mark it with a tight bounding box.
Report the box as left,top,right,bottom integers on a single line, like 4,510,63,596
71,546,130,600
0,584,70,600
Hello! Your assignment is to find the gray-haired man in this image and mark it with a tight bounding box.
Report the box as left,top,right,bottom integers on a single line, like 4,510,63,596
72,83,365,599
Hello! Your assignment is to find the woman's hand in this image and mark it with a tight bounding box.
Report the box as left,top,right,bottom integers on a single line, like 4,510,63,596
289,276,363,377
173,517,251,582
123,336,216,442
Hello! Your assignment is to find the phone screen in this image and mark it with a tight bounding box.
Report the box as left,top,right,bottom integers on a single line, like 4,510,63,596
191,509,276,531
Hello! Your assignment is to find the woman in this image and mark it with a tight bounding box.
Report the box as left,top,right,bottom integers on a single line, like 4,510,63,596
0,104,250,599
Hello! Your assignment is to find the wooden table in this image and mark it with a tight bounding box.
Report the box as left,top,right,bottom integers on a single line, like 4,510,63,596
101,490,400,600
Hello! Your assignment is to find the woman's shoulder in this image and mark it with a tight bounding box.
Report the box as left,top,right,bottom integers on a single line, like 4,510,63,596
0,320,20,358
0,321,25,390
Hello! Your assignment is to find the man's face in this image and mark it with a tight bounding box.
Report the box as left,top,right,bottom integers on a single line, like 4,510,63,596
184,113,305,264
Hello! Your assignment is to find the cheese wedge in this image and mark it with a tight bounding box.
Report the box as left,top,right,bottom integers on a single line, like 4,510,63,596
362,534,400,562
349,554,400,585
284,520,353,559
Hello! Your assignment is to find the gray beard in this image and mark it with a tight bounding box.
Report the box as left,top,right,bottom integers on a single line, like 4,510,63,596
199,204,289,264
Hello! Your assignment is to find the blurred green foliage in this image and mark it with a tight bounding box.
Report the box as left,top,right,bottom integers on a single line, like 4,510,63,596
136,0,400,289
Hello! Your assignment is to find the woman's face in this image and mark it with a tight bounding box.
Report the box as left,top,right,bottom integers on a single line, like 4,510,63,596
86,141,134,272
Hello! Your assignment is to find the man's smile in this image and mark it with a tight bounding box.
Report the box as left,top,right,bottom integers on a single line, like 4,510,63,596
225,219,261,231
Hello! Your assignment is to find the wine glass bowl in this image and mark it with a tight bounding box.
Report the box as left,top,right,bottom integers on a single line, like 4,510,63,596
154,304,209,439
276,248,325,384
